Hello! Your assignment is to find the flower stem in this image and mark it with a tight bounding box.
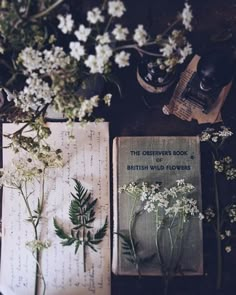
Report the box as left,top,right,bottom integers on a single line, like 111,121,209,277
30,0,64,20
129,195,140,276
212,150,222,289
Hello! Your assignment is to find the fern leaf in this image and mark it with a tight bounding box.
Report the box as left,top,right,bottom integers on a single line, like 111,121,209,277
94,216,108,242
75,240,81,254
54,218,72,240
69,199,80,225
61,238,76,246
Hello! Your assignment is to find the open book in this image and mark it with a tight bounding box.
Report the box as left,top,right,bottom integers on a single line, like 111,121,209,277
0,122,110,295
112,136,203,276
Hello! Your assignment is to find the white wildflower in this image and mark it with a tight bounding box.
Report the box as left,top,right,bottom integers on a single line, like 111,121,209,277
211,136,218,143
19,47,43,73
160,38,176,58
108,0,126,18
77,95,100,121
103,93,112,106
181,2,193,31
95,44,113,62
115,51,130,68
0,157,44,189
176,179,185,186
69,42,85,61
16,74,53,111
57,14,74,34
162,105,170,115
74,25,91,42
112,24,129,41
133,25,148,47
225,230,231,237
41,46,70,74
96,33,111,44
204,207,215,222
225,246,232,253
220,234,225,240
179,42,192,63
87,7,104,24
26,239,51,252
85,55,104,74
226,168,236,180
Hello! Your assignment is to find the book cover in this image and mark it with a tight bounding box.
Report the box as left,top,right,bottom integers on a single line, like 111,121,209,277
112,136,203,276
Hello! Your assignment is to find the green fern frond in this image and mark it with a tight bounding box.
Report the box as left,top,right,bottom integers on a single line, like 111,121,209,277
54,179,108,272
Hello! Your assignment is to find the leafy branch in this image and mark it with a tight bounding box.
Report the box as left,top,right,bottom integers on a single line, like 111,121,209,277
54,179,108,272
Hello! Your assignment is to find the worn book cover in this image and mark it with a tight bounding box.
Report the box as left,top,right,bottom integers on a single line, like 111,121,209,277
112,136,203,276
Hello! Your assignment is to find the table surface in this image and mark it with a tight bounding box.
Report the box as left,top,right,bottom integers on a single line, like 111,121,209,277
1,0,236,295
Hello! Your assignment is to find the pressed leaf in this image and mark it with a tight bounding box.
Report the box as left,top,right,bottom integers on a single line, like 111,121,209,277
53,218,72,240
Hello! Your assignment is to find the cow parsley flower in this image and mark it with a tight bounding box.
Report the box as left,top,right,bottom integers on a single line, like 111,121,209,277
26,239,51,253
74,25,91,42
115,51,130,68
57,14,74,34
112,24,129,41
16,74,53,111
19,47,43,73
87,7,104,24
108,0,126,18
96,33,111,44
103,93,112,106
179,42,192,63
69,42,85,61
133,25,148,47
181,2,193,31
85,55,104,74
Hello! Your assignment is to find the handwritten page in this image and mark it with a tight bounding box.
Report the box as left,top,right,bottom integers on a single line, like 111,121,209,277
0,122,110,295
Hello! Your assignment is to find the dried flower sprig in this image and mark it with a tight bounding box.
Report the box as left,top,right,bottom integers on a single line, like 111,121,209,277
0,151,61,295
200,125,235,289
54,179,108,272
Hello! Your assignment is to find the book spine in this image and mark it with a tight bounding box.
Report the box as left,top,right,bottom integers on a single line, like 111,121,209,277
112,137,119,275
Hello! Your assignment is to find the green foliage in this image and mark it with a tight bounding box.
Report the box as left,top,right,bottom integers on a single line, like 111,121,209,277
54,179,108,270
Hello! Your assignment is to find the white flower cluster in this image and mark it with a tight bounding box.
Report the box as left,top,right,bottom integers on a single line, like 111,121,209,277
19,46,70,74
158,30,192,72
119,180,203,222
228,204,236,223
119,181,160,200
0,157,43,189
57,14,74,34
214,156,236,180
204,207,215,222
17,46,71,111
181,2,193,31
17,74,53,111
133,25,148,47
26,239,51,253
200,126,233,143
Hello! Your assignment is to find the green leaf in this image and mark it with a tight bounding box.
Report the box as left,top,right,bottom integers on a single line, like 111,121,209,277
61,238,76,246
94,216,108,242
53,218,72,240
75,240,81,254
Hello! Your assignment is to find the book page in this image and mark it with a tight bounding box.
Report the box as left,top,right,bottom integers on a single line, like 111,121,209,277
0,122,110,295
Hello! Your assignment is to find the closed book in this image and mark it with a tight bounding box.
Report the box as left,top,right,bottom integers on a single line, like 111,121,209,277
112,136,203,276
